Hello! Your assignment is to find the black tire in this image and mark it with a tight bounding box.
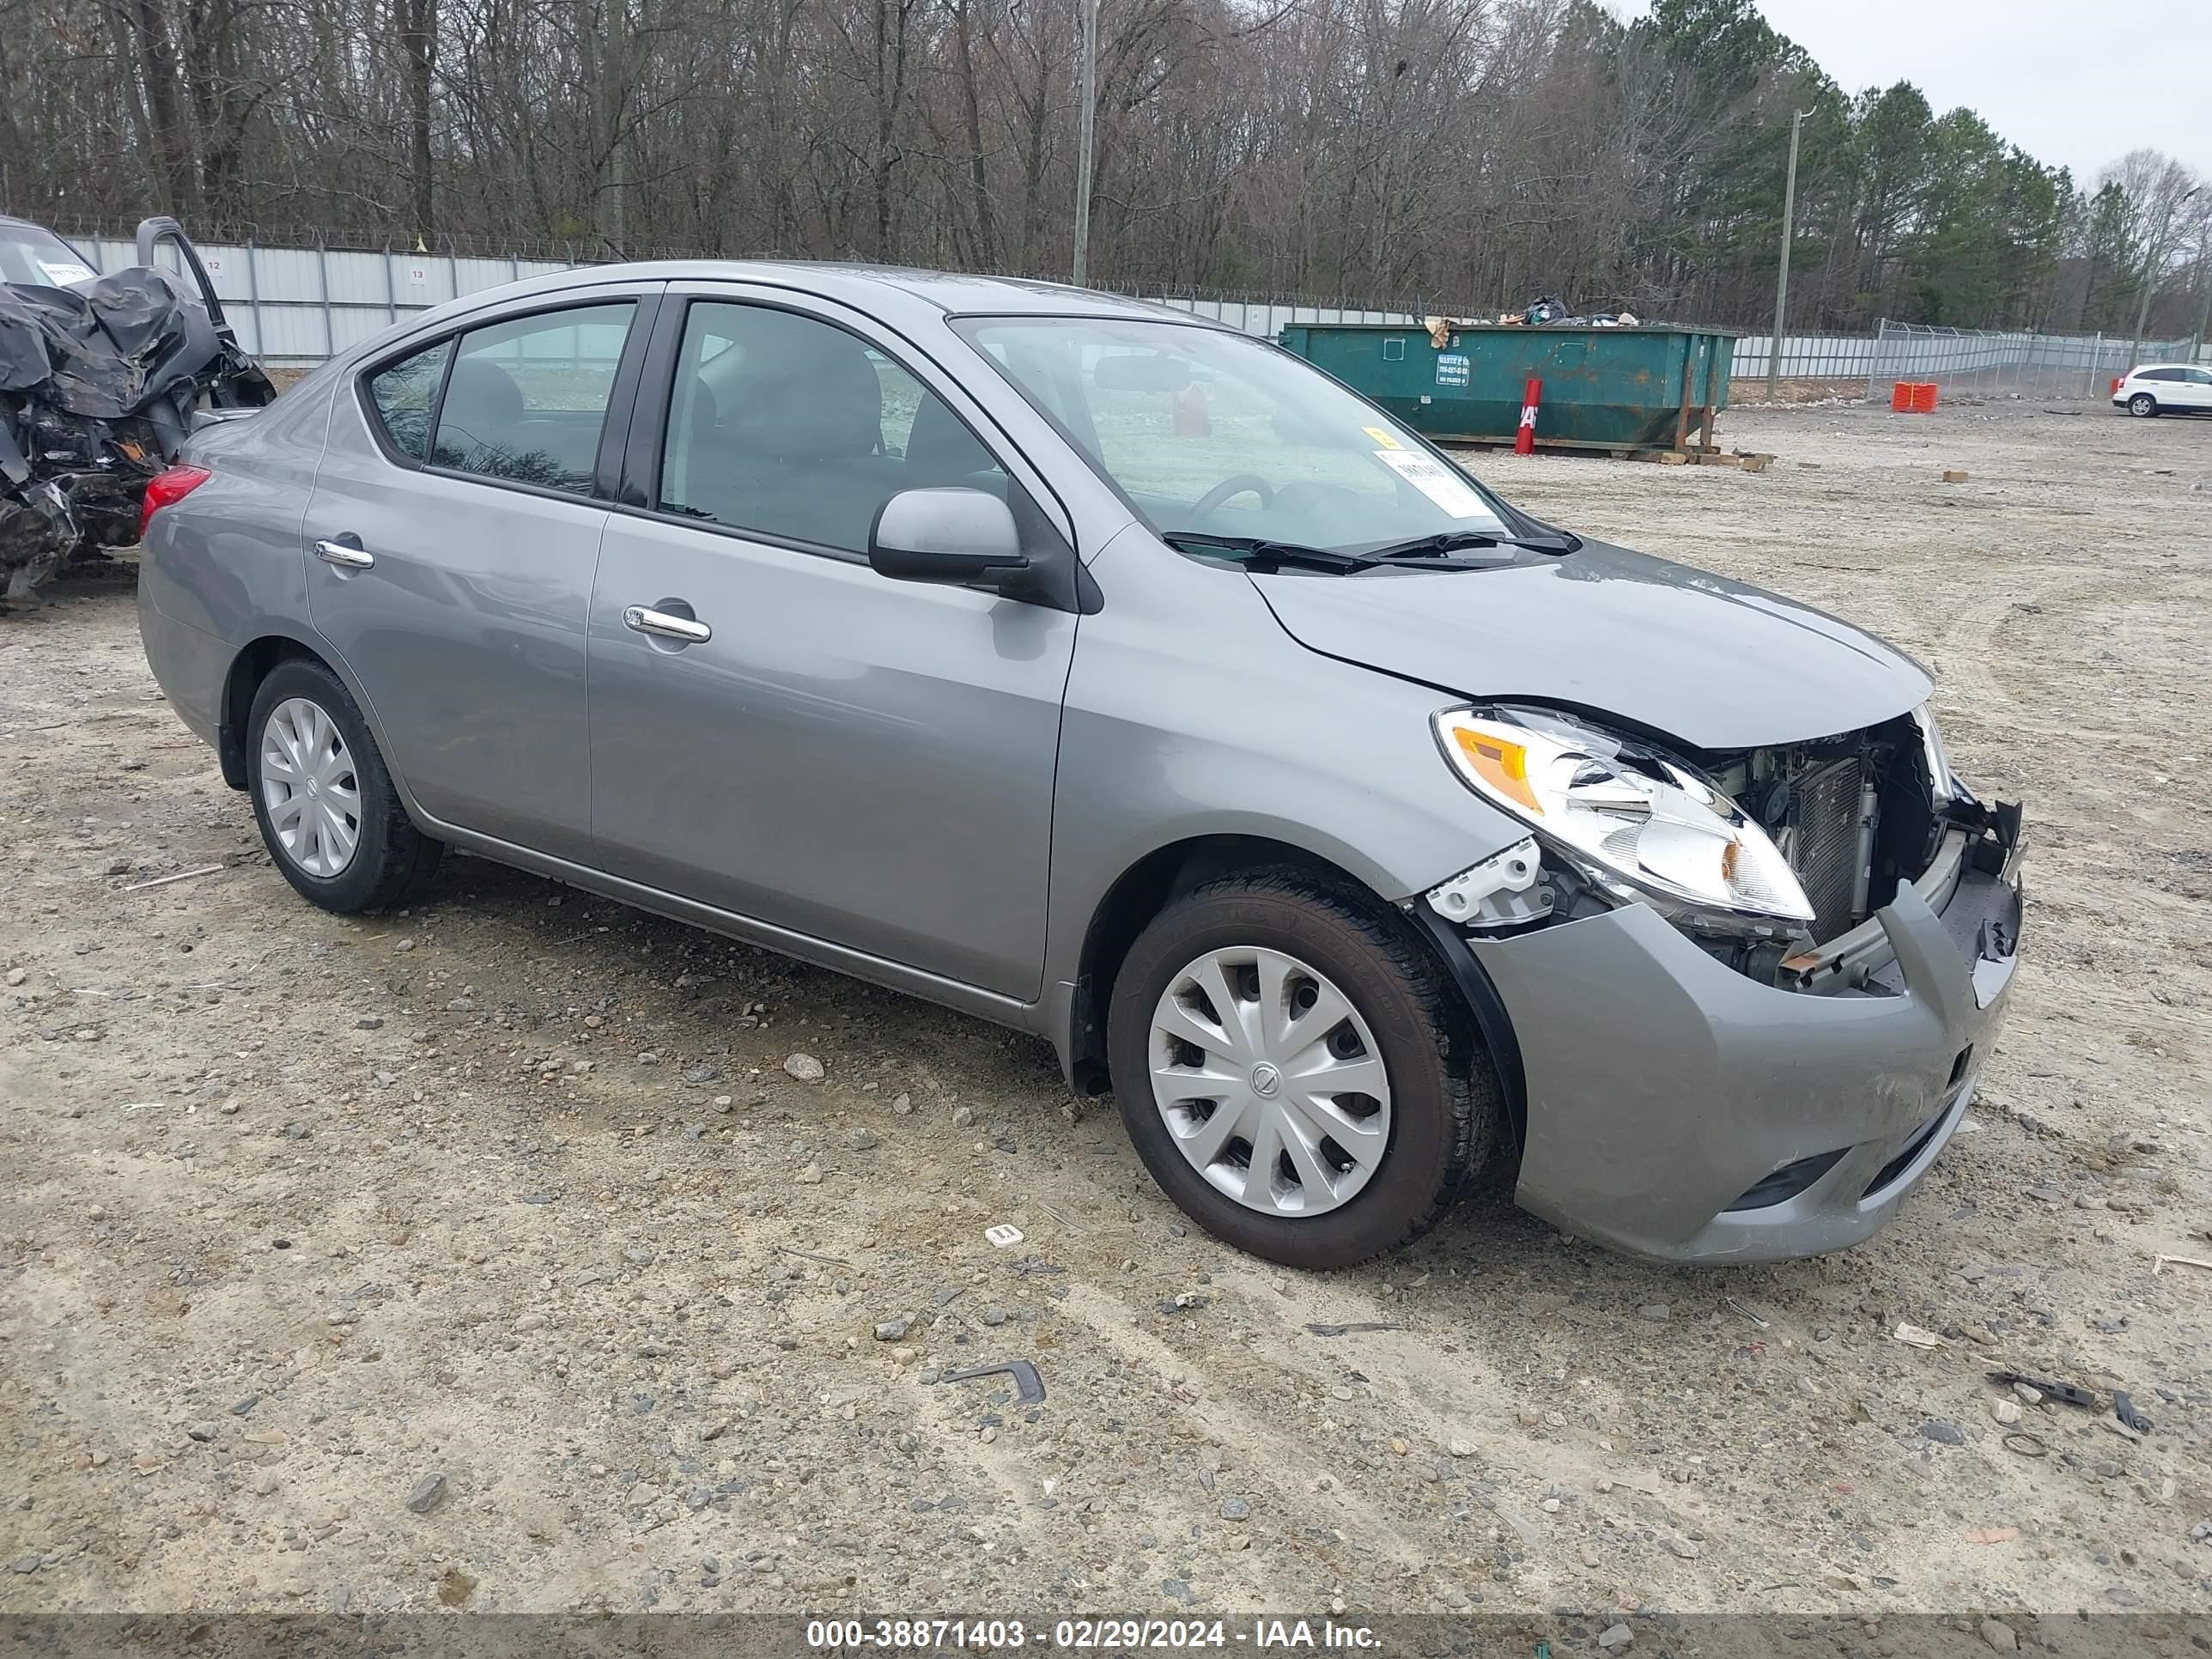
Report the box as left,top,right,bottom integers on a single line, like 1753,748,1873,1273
2129,392,2159,417
1107,869,1501,1268
245,657,443,912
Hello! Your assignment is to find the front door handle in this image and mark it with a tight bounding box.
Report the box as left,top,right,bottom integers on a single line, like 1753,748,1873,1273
313,538,374,570
623,605,711,645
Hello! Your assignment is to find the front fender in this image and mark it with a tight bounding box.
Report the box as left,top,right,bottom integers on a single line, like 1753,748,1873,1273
1042,526,1523,1068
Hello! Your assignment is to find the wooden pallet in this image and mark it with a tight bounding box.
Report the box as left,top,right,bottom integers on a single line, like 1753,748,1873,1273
1441,437,1775,470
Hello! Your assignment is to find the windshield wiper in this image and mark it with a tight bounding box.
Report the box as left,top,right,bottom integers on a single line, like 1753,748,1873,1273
1159,532,1381,573
1162,526,1565,574
1359,530,1503,560
1360,529,1574,559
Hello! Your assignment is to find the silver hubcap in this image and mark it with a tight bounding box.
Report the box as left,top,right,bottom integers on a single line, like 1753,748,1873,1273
1148,947,1392,1218
259,697,361,878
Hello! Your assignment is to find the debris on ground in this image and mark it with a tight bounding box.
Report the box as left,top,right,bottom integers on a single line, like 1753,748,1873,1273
404,1471,447,1514
1724,1296,1772,1329
1893,1322,1945,1348
931,1360,1046,1405
1986,1370,2097,1409
2114,1391,2153,1435
2152,1253,2212,1275
118,862,224,893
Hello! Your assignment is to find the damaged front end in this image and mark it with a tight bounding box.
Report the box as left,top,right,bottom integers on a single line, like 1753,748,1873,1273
1417,699,2024,1262
1425,702,2017,992
2,217,271,602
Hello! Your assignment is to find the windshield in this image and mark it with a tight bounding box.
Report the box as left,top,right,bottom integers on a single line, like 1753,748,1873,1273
0,223,97,288
951,316,1510,556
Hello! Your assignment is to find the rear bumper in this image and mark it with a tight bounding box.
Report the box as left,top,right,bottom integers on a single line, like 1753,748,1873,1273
1454,825,2023,1264
137,578,227,750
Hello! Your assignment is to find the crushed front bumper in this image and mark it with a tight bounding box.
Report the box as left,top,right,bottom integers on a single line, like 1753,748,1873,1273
1451,823,2024,1263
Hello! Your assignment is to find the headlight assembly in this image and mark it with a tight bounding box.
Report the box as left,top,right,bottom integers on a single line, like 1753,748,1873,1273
1911,702,1954,802
1432,706,1814,928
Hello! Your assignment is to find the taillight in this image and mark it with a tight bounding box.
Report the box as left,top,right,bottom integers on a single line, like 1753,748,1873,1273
139,465,212,539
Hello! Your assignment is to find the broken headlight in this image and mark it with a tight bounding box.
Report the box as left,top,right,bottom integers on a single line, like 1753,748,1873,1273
1431,706,1814,929
1911,702,1954,803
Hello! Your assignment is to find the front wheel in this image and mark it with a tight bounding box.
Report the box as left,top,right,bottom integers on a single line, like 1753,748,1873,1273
2130,392,2159,417
1107,871,1501,1268
246,658,443,912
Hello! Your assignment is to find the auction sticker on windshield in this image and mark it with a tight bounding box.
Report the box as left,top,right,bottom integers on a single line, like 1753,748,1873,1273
1372,448,1494,520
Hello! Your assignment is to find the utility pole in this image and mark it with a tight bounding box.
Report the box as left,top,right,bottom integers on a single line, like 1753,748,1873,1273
1071,0,1098,287
1766,108,1805,402
2190,216,2212,366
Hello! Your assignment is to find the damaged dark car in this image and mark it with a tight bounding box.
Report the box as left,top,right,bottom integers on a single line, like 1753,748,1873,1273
2,216,271,601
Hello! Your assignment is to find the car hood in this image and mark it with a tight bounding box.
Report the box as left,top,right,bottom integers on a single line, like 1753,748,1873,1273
1250,538,1932,751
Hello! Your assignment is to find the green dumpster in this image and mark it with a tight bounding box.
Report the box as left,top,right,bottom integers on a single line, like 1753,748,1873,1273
1276,322,1737,454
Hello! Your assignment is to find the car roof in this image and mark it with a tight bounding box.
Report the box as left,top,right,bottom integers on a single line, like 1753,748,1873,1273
2133,363,2202,372
455,258,1215,324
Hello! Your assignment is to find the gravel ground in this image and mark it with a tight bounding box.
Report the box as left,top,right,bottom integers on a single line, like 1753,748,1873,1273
3,395,2211,1635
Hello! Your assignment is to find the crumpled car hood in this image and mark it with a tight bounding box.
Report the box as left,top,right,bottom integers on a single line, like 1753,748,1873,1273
1250,538,1933,751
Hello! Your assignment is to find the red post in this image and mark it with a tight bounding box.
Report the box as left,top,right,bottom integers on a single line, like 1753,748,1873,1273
1514,377,1541,454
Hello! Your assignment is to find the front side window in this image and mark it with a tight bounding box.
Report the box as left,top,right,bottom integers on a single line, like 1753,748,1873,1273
428,302,635,495
657,301,1007,556
364,338,452,461
951,316,1509,556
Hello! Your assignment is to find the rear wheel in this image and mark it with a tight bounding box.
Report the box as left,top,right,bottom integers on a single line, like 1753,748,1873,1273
2129,392,2159,417
1108,870,1499,1268
246,658,442,912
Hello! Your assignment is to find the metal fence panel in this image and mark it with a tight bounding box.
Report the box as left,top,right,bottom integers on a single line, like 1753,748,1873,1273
49,229,2209,380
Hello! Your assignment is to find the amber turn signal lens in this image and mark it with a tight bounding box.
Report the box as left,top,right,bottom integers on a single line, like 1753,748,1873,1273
1450,726,1542,816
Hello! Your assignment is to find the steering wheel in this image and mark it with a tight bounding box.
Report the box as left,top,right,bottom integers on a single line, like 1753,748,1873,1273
1192,474,1275,517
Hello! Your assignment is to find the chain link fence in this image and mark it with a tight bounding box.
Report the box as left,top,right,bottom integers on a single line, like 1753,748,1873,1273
1863,319,2198,401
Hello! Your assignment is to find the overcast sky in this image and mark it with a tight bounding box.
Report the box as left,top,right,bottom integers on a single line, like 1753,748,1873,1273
1601,0,2211,185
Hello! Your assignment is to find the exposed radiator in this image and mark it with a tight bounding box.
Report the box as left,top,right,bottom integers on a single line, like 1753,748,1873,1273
1790,756,1867,942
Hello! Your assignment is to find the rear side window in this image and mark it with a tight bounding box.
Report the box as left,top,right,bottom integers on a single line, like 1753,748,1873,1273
416,302,635,495
2141,368,2183,382
365,339,451,461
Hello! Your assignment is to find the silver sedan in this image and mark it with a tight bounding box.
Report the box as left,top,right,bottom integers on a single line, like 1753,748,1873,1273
137,263,2024,1268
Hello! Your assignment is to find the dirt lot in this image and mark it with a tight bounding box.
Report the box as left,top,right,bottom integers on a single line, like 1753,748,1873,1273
4,396,2211,1638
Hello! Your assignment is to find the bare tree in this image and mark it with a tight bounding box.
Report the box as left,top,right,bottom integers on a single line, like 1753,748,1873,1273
0,0,2182,331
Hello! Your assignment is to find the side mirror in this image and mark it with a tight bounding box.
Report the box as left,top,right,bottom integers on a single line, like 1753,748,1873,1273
869,488,1030,586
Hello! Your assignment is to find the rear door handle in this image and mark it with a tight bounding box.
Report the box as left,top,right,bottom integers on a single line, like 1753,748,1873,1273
313,538,374,570
623,605,711,645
